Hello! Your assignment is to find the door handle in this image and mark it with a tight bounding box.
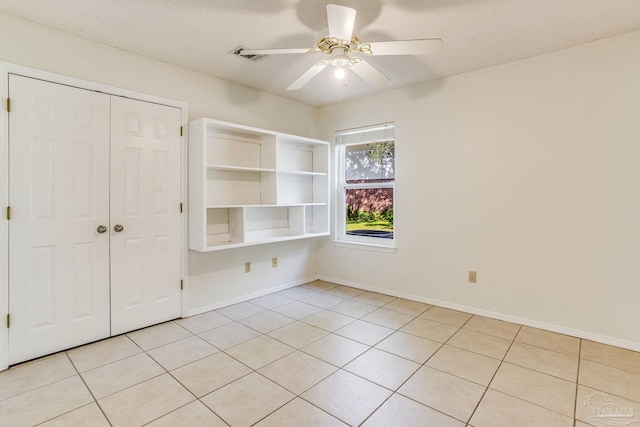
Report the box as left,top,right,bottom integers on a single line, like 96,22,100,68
97,225,107,234
114,224,124,232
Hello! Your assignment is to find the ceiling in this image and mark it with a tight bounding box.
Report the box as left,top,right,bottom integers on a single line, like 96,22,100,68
1,0,640,107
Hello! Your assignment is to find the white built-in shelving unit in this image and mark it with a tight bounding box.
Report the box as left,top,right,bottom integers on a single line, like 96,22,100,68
189,118,330,251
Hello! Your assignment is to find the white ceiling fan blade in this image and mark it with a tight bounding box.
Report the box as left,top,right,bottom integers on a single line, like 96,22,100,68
350,59,389,87
287,61,328,90
367,39,443,56
239,47,315,55
327,4,356,41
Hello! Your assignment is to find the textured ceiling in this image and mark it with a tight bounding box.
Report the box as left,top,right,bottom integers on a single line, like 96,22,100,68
1,0,639,107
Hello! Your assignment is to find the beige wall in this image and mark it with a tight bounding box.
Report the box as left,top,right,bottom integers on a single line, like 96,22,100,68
315,30,640,350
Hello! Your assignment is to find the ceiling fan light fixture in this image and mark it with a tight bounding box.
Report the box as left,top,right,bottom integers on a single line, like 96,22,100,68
334,67,345,79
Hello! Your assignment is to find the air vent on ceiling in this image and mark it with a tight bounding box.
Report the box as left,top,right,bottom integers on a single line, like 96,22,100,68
230,46,268,62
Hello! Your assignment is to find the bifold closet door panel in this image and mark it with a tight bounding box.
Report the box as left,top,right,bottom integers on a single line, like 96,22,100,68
8,75,111,364
109,96,182,335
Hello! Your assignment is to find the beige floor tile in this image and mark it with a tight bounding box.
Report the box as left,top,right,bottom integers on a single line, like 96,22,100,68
490,362,576,416
272,300,324,319
215,301,266,320
382,298,431,316
344,348,420,390
515,326,580,356
300,280,340,292
420,306,473,327
254,397,348,427
301,292,346,309
146,401,228,427
302,370,392,426
226,335,295,369
38,402,110,427
0,376,93,427
329,300,378,318
362,393,465,427
174,310,232,334
426,345,501,386
302,310,355,332
249,293,295,310
197,321,261,349
463,316,520,340
81,353,164,399
351,291,396,307
127,321,193,351
147,335,218,371
375,331,442,363
301,334,370,367
201,372,294,427
268,321,328,348
399,366,485,423
400,317,459,343
0,353,77,401
335,320,395,346
579,359,640,403
324,285,366,298
67,335,141,372
239,310,295,333
469,389,573,427
448,329,512,359
170,352,251,397
505,341,578,381
259,351,337,394
581,340,640,375
98,373,194,427
278,286,319,300
576,385,640,426
361,307,415,329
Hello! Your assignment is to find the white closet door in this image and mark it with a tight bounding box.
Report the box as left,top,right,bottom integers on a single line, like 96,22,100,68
8,75,111,364
109,96,182,335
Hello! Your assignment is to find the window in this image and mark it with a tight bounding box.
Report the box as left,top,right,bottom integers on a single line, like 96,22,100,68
336,123,395,249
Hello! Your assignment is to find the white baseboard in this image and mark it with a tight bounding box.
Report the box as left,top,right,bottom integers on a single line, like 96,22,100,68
186,275,320,317
318,275,640,353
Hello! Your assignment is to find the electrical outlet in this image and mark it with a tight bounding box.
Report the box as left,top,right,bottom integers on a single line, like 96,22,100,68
468,271,477,284
272,257,278,268
245,262,251,273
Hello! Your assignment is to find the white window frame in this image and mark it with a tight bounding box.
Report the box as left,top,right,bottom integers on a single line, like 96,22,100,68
334,123,396,251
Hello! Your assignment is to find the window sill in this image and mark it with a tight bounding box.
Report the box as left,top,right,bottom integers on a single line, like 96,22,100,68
332,240,397,253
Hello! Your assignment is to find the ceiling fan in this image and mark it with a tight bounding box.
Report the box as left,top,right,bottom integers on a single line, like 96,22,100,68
238,4,443,90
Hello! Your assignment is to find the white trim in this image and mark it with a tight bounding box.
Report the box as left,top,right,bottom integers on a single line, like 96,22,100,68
318,275,640,353
0,61,189,371
332,240,397,253
186,275,319,317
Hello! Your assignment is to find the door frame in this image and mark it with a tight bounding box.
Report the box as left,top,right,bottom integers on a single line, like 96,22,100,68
0,61,190,371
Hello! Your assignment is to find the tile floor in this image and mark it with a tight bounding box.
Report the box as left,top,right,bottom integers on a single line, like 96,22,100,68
1,280,640,426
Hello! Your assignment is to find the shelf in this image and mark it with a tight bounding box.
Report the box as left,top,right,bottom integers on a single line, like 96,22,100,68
207,164,277,173
278,170,327,177
206,203,327,208
189,117,330,251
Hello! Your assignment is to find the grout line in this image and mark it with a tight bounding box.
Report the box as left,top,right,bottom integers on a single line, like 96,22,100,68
465,323,522,424
574,339,583,425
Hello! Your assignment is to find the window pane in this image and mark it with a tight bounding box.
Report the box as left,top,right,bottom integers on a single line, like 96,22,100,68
345,141,395,184
345,187,394,239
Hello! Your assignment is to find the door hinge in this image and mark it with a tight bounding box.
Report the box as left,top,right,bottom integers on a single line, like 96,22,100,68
180,202,183,213
6,98,10,113
6,206,10,220
6,314,10,328
180,126,183,137
180,279,184,290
